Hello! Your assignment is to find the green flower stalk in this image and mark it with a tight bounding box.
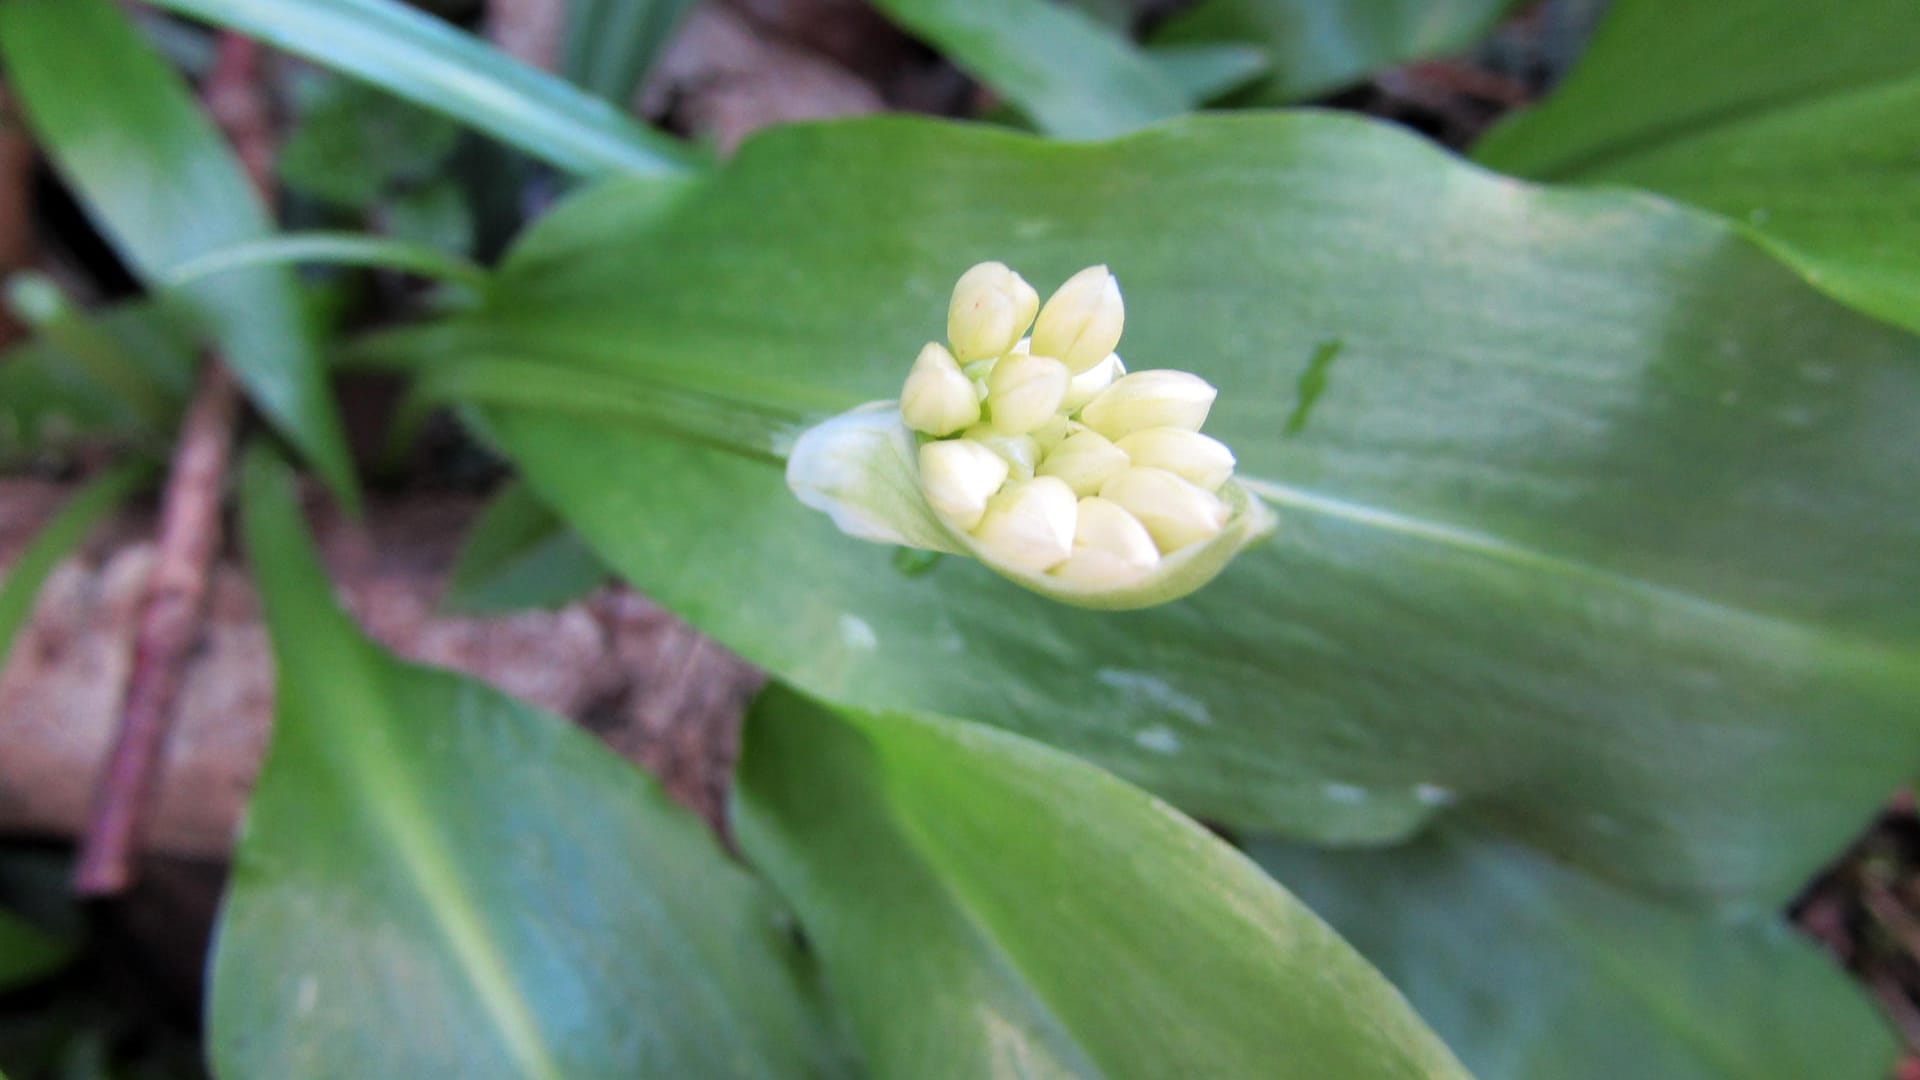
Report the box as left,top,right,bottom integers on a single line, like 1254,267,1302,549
788,262,1275,610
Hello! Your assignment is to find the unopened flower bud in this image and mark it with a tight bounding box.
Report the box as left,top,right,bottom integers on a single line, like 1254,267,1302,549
1061,352,1125,412
919,438,1009,530
1032,266,1125,374
1099,466,1228,552
1029,414,1081,455
1114,428,1235,491
900,342,979,436
1038,429,1130,497
948,262,1040,362
986,353,1071,435
962,424,1040,480
972,476,1077,572
1079,370,1216,441
1052,496,1159,586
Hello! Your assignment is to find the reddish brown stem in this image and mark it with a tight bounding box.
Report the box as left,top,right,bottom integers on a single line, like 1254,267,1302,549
71,32,270,895
71,363,239,894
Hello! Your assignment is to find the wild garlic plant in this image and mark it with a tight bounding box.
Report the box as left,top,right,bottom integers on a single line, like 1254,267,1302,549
789,262,1274,609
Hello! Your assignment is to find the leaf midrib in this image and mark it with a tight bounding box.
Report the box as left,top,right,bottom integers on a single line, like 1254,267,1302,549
1239,475,1916,672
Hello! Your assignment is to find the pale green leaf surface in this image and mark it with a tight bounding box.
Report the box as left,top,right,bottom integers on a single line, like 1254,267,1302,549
0,463,153,670
1254,833,1898,1079
443,480,609,614
439,113,1920,906
735,686,1470,1079
1474,0,1920,333
214,449,845,1079
868,0,1189,138
166,232,490,293
148,0,701,178
0,0,357,503
1154,0,1516,103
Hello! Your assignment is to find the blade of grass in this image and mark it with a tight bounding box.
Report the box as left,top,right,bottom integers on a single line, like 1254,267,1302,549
148,0,703,178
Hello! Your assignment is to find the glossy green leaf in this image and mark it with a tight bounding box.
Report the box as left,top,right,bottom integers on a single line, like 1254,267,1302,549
443,480,609,614
1153,0,1516,103
215,448,845,1078
0,909,73,993
735,686,1469,1078
0,462,153,670
562,0,697,106
148,0,702,179
0,299,197,462
1254,832,1897,1079
0,0,357,504
869,0,1189,138
1474,0,1920,334
432,112,1920,907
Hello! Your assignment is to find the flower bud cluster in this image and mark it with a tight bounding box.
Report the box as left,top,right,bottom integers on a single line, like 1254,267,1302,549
901,262,1240,589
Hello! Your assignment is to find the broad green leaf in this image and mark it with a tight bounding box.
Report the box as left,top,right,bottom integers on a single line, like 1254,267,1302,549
868,0,1189,138
1144,42,1271,104
1474,0,1920,334
735,686,1470,1079
0,0,358,504
433,113,1920,907
443,480,609,614
0,299,197,463
147,0,702,179
0,910,73,993
0,462,153,670
562,0,698,106
1253,833,1897,1079
215,448,845,1078
1153,0,1516,103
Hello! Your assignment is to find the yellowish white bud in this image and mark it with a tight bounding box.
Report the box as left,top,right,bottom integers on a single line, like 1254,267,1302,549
918,438,1009,531
1032,265,1125,374
972,476,1077,573
948,261,1040,362
1051,496,1159,586
962,424,1040,480
1079,370,1216,441
1061,352,1125,413
1114,428,1235,491
1099,466,1229,552
986,352,1071,435
900,342,979,436
1037,429,1130,497
1029,414,1081,456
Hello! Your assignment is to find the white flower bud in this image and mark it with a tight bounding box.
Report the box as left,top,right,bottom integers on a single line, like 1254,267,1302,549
900,342,980,436
1061,352,1125,412
918,438,1009,531
1099,466,1229,553
1037,429,1130,497
1114,428,1235,491
1029,414,1082,456
962,424,1040,480
1032,265,1125,374
1079,370,1216,441
1052,496,1159,586
972,476,1076,572
948,261,1040,362
985,352,1071,435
